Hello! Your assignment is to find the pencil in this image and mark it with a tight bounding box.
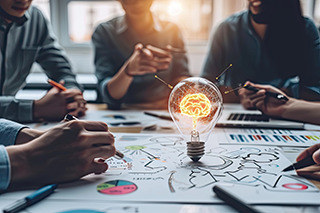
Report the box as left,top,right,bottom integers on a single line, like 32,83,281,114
47,79,67,91
64,114,124,160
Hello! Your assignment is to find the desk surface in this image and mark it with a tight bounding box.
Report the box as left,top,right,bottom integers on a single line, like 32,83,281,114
2,104,320,213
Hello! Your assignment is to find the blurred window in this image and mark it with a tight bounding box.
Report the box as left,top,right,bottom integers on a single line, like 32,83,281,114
32,0,50,20
62,0,247,46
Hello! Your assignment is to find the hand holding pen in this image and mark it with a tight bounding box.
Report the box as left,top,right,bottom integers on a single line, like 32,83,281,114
283,143,320,180
64,113,124,160
238,81,290,113
33,79,87,121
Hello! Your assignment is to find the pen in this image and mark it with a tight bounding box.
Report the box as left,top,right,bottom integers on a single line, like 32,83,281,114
213,185,262,213
47,79,67,91
3,184,58,213
244,85,288,102
64,114,124,159
282,156,316,172
144,112,172,121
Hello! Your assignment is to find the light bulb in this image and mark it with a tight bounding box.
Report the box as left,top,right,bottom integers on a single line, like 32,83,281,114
168,77,223,162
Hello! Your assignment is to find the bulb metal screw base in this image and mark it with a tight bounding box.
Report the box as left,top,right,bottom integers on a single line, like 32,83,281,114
186,141,205,162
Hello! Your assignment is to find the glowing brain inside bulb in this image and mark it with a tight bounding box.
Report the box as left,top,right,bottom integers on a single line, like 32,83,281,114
168,77,223,162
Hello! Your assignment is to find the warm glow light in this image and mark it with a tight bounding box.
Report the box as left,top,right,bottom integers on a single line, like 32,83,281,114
168,1,182,16
180,93,211,130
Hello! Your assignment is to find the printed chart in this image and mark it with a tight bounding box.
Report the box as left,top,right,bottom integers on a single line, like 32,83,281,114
215,128,320,147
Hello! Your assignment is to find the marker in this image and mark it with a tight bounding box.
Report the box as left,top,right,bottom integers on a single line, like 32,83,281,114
213,185,261,213
64,114,124,159
47,79,67,91
3,184,58,213
282,156,316,172
244,85,288,102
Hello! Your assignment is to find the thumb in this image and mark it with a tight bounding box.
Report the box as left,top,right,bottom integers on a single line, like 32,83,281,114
134,43,143,52
59,79,65,86
313,149,320,164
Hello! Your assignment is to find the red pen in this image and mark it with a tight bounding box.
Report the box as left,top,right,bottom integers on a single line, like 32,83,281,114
47,79,67,91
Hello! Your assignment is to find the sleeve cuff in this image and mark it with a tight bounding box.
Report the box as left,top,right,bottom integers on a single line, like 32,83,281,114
0,119,28,146
0,145,10,191
100,78,123,109
19,100,34,123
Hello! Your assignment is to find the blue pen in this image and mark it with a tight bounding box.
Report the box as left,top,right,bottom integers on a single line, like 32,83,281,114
3,184,58,213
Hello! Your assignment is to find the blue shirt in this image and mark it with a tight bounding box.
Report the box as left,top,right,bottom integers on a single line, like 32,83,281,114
92,15,190,109
0,6,81,122
0,119,26,191
202,10,320,99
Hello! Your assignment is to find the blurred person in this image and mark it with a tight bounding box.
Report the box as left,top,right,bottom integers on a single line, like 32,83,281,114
0,0,87,122
202,0,320,107
92,0,190,110
0,119,115,191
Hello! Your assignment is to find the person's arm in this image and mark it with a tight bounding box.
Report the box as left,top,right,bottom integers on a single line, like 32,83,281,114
32,8,86,119
92,25,171,109
247,82,320,125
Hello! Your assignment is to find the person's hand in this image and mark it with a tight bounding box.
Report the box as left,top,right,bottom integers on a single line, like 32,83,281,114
238,81,264,109
33,81,87,121
15,128,43,145
125,43,172,76
7,120,115,187
239,81,290,117
295,144,320,180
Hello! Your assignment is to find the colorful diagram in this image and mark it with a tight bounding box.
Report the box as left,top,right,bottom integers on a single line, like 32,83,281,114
97,180,137,195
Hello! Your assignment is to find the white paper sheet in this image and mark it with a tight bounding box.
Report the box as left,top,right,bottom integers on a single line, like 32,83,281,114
2,133,318,205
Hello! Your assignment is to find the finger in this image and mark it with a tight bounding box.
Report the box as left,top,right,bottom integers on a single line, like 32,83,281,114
141,48,154,60
313,149,320,164
59,79,65,86
85,131,115,147
247,89,266,100
251,95,266,107
238,88,255,96
134,43,143,51
153,57,172,63
139,59,159,67
296,170,320,181
63,89,82,97
296,144,320,162
255,99,267,112
70,120,109,132
89,161,108,174
146,45,171,58
89,145,116,159
68,107,87,117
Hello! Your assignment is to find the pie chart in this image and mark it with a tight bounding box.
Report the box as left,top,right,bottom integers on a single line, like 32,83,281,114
97,180,137,195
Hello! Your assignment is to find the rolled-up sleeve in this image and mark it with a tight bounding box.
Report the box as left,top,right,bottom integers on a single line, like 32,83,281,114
0,119,26,191
0,97,33,123
0,146,10,191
